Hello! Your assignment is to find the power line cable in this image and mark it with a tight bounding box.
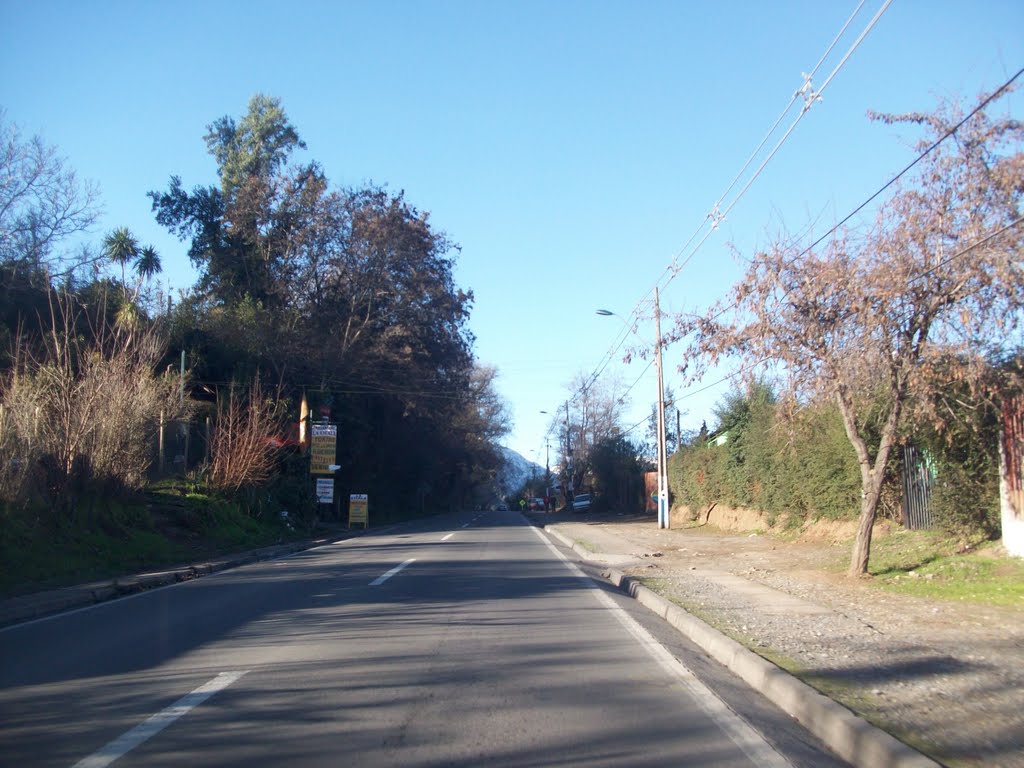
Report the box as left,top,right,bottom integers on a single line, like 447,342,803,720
673,217,1024,408
673,64,1024,349
794,64,1024,263
661,0,894,288
648,0,871,296
579,0,890,398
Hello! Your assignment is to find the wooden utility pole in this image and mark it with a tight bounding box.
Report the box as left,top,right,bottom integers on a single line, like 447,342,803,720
654,287,669,528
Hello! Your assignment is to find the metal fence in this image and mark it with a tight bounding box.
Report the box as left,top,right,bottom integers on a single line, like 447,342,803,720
901,444,935,530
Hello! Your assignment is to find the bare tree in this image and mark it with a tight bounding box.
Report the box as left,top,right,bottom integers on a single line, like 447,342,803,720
558,372,630,492
0,111,101,279
674,91,1024,576
205,375,286,493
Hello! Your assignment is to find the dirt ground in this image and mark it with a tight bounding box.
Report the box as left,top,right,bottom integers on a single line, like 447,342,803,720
535,505,1024,768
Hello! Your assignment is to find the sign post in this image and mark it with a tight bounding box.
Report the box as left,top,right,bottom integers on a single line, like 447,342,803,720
310,424,339,520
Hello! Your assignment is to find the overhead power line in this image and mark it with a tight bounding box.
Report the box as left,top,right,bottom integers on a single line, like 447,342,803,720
795,64,1024,263
660,0,894,289
579,0,891,403
669,63,1024,352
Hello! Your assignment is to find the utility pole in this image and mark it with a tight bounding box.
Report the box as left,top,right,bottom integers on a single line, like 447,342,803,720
565,400,573,499
676,407,682,455
654,287,669,529
545,439,551,511
595,301,669,527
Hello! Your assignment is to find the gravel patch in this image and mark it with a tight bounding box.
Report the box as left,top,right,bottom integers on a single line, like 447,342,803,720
545,515,1024,768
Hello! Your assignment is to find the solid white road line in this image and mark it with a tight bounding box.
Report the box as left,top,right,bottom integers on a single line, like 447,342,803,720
369,558,417,586
529,525,794,768
72,670,247,768
441,533,455,541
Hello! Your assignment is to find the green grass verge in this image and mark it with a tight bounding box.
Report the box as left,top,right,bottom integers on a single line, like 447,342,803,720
729,524,1022,609
0,487,310,599
866,530,1024,608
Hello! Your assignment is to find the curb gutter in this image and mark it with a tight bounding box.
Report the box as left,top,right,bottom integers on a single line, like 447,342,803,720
543,525,940,768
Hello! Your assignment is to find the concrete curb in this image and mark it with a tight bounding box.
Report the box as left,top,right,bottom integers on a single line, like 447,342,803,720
543,525,939,768
0,535,347,628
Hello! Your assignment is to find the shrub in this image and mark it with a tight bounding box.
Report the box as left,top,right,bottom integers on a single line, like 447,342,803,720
0,299,186,510
204,375,286,493
668,386,862,525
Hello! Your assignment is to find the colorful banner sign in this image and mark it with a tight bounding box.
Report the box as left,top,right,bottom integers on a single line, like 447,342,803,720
310,423,338,475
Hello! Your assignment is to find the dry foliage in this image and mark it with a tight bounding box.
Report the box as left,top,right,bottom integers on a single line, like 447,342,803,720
205,376,285,493
674,91,1023,576
0,295,186,507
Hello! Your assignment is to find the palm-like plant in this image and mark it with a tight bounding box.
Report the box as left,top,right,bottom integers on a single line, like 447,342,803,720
133,245,162,282
102,227,139,289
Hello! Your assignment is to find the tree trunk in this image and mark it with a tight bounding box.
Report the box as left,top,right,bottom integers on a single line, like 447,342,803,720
835,385,902,577
849,471,885,576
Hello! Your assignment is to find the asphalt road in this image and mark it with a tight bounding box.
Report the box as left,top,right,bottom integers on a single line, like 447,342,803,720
0,510,847,767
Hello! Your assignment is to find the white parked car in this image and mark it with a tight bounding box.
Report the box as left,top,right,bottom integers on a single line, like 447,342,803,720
572,493,591,512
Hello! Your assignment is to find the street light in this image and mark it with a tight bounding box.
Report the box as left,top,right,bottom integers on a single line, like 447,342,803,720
596,287,670,529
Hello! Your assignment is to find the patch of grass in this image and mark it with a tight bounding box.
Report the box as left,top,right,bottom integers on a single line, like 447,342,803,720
0,508,194,596
0,488,308,599
868,531,1024,608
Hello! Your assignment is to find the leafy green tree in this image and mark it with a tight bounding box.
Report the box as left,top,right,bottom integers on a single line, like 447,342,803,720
590,435,645,512
150,94,315,309
151,95,488,513
205,93,305,195
134,245,162,283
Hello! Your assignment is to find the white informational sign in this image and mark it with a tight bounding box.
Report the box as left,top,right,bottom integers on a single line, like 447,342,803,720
315,478,335,504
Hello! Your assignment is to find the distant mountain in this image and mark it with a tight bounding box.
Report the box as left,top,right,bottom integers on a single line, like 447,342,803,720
495,446,546,496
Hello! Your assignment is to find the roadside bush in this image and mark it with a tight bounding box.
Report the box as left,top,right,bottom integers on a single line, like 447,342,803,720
783,403,861,521
670,379,1004,537
0,301,186,512
668,442,727,516
668,386,862,526
204,375,286,493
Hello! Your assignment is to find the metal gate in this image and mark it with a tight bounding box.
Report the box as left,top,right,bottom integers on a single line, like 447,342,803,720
901,444,935,530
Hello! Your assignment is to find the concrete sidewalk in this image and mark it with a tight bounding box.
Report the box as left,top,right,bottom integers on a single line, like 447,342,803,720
540,518,941,768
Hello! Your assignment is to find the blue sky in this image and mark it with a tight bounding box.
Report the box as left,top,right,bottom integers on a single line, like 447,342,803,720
2,0,1021,464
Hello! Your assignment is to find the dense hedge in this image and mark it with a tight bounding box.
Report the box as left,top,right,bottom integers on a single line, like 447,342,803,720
668,383,1004,537
668,388,863,527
